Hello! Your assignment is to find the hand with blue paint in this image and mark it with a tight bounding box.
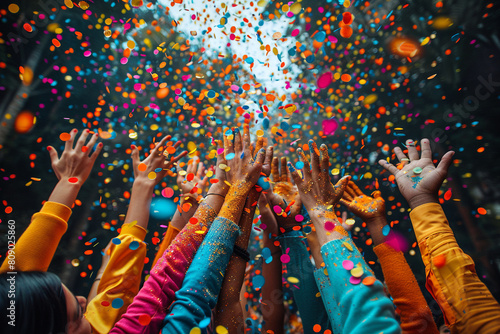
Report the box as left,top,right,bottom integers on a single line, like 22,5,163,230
378,138,454,210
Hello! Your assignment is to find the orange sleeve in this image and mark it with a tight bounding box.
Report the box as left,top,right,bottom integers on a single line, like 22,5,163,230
85,223,147,334
152,224,180,267
373,242,439,334
410,203,500,334
0,201,71,274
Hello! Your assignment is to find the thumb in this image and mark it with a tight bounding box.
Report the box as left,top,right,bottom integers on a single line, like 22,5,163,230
437,151,455,174
372,190,382,198
47,146,59,165
334,175,351,195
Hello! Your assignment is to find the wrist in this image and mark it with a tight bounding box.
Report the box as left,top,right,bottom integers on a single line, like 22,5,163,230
408,193,439,210
132,178,156,192
208,183,230,196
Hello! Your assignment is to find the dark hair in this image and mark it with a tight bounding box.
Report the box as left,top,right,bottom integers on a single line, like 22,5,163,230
0,271,68,334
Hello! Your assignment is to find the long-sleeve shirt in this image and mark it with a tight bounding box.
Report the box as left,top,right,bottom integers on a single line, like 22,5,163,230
0,202,146,333
152,224,180,267
410,203,500,334
373,242,439,334
314,268,342,334
280,231,332,334
160,217,240,333
0,201,70,274
85,223,147,334
111,202,217,334
320,237,401,334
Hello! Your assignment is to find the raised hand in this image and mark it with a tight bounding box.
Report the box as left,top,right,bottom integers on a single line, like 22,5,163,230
267,156,303,231
288,140,350,212
131,135,187,186
222,127,266,191
378,138,454,209
340,181,386,222
176,157,210,197
48,128,103,185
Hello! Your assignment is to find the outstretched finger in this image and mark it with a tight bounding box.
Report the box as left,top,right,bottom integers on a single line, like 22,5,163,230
319,144,330,179
243,124,251,151
378,159,399,176
280,157,288,182
262,146,274,177
333,176,351,198
234,128,243,153
131,145,141,175
223,130,234,155
420,138,433,160
65,129,78,151
406,139,419,161
85,132,100,156
47,146,59,166
91,142,103,161
154,135,171,155
350,181,364,197
287,161,303,187
309,140,321,180
75,129,90,151
297,148,311,180
196,162,205,179
437,151,455,174
271,157,280,181
394,147,407,163
346,183,357,199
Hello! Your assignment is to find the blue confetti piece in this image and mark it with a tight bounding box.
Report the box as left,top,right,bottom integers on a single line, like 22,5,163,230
199,317,211,328
112,238,121,245
225,152,235,160
295,161,304,169
129,240,140,250
382,225,391,236
112,298,124,309
253,275,265,289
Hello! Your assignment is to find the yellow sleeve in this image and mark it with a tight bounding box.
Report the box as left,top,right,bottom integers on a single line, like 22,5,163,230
410,203,500,334
85,223,147,334
152,224,180,267
0,201,70,274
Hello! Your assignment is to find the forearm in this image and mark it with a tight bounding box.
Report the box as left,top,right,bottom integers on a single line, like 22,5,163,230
124,180,155,230
48,180,82,208
261,233,284,334
218,182,251,223
215,190,259,332
169,196,199,230
365,216,388,247
309,208,348,246
87,269,105,303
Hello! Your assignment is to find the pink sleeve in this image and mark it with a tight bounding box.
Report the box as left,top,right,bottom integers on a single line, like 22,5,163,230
110,202,217,334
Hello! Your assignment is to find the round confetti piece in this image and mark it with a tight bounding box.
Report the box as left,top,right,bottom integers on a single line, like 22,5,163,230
280,254,290,264
287,276,299,284
342,260,354,270
111,298,124,309
324,221,335,231
345,218,355,226
60,132,71,141
433,254,446,268
216,326,229,334
382,225,391,236
225,152,235,160
253,275,265,289
199,317,211,328
189,217,199,224
147,171,156,180
295,214,304,222
112,238,121,245
362,276,376,286
478,207,487,215
190,328,201,334
68,177,79,183
71,259,80,267
138,163,147,172
101,301,110,307
295,161,304,169
138,314,151,326
162,187,174,198
349,276,362,285
350,266,364,278
129,241,140,250
413,167,423,175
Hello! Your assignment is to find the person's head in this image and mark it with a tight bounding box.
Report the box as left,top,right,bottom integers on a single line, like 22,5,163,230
0,271,91,334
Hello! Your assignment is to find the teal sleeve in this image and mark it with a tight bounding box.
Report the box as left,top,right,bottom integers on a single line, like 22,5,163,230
313,268,343,334
320,238,401,334
280,231,332,334
161,217,240,333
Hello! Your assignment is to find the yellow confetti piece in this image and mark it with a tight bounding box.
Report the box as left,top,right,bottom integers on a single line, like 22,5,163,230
343,241,353,251
216,325,229,334
147,171,156,180
351,265,364,278
287,276,299,284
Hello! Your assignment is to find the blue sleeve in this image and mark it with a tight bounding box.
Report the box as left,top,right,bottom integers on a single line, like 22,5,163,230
320,238,401,334
313,268,343,334
280,231,331,334
161,217,240,333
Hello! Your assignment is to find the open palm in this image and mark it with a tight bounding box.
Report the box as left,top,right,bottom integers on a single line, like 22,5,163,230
340,181,385,222
378,139,454,209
